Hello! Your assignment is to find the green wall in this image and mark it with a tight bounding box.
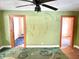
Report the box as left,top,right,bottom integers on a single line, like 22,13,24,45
0,10,79,46
0,11,9,46
0,11,2,46
75,16,79,46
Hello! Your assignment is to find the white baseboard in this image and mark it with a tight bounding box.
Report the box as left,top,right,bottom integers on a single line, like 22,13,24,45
26,45,59,48
0,45,59,49
1,45,79,49
2,45,11,47
74,45,79,49
0,45,11,49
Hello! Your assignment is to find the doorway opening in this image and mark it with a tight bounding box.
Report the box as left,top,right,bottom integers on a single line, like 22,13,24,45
60,16,75,48
9,15,26,48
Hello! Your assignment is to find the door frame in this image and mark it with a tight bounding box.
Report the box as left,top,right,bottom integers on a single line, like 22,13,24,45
60,16,76,48
9,15,26,48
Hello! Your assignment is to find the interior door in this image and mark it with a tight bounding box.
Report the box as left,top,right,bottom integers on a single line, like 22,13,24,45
60,16,75,48
9,15,26,48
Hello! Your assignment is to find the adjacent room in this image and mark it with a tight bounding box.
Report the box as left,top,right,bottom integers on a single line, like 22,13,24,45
0,0,79,59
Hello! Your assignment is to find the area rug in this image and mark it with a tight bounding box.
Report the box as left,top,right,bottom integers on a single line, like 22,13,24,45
0,47,68,59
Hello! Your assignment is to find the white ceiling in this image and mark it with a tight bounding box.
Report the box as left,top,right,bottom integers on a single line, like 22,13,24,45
0,0,79,11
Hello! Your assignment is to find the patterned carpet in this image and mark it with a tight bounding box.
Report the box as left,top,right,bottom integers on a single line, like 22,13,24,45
0,47,68,59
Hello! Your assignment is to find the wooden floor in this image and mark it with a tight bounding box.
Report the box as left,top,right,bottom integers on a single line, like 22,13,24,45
61,47,79,59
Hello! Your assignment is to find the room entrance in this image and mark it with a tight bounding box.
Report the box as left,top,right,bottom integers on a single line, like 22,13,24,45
9,15,26,48
60,16,75,48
